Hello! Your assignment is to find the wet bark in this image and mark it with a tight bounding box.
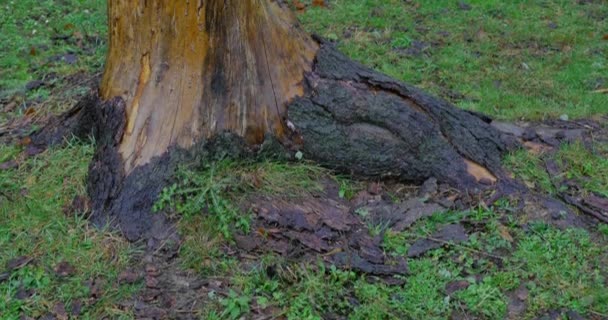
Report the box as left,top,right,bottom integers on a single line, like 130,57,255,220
289,41,509,189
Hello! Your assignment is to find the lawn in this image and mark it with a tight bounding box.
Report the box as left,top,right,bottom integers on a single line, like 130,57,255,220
298,0,608,120
1,1,607,319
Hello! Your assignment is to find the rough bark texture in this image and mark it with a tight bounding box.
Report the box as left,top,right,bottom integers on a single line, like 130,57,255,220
30,92,102,147
289,41,509,189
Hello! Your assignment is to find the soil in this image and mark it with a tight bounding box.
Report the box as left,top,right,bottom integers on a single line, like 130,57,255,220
105,116,607,319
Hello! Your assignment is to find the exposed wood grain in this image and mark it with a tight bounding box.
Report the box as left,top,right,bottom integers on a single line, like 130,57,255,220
101,0,318,173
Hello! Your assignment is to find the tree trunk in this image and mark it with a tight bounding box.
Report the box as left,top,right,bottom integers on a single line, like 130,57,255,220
32,0,512,240
101,0,318,175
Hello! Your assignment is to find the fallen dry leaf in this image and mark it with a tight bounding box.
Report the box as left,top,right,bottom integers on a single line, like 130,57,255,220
293,0,306,11
53,302,68,320
0,160,18,170
54,261,76,277
312,0,325,7
24,107,36,117
523,141,552,155
498,224,514,242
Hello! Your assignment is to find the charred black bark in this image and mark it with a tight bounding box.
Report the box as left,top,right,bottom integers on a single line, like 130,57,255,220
30,93,102,147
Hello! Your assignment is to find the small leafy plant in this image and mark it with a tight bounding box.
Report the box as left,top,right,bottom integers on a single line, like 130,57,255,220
153,161,251,239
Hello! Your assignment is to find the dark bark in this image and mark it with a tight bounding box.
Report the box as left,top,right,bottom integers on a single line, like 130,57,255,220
289,42,511,189
30,93,102,147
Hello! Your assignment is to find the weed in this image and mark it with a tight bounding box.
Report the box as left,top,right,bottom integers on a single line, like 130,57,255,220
455,279,507,318
504,148,556,194
154,162,252,239
220,290,251,320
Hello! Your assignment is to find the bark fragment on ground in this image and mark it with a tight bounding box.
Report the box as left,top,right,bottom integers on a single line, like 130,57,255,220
491,117,608,226
545,158,608,224
240,196,409,276
231,178,469,277
491,117,608,153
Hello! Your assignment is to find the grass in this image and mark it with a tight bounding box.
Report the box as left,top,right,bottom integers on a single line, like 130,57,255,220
0,0,106,123
1,1,608,319
297,0,608,120
505,142,608,196
0,142,139,319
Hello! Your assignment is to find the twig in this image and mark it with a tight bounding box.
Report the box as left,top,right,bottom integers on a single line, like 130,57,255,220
543,159,608,223
561,194,608,223
589,309,608,318
425,235,506,261
592,88,608,94
152,229,180,256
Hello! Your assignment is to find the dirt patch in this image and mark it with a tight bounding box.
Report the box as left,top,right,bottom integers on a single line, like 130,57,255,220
112,224,217,319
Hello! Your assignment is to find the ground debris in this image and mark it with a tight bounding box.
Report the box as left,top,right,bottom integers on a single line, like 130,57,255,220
5,256,34,271
330,252,408,276
445,280,470,295
507,285,529,319
408,224,469,258
544,158,608,224
53,261,76,277
244,196,413,276
491,119,599,150
0,160,18,170
52,302,68,320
